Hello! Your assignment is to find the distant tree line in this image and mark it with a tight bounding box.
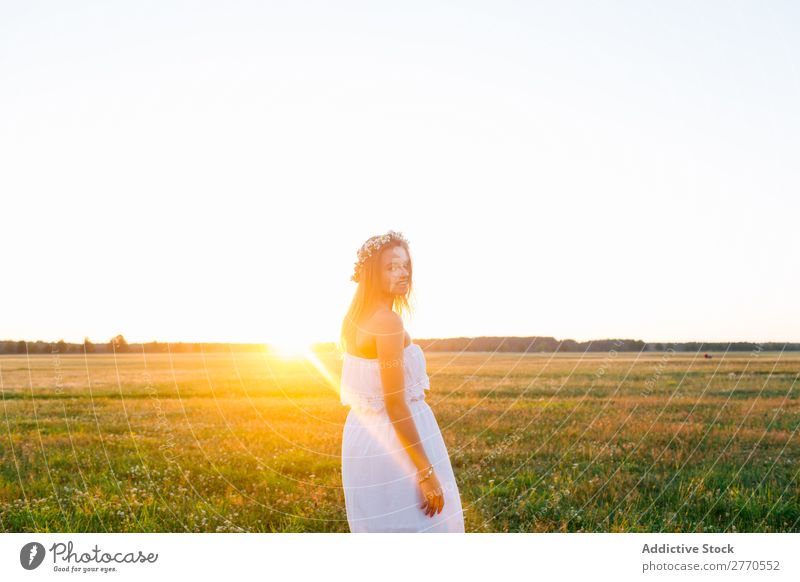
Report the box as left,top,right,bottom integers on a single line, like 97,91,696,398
410,336,800,353
0,335,267,355
1,335,798,355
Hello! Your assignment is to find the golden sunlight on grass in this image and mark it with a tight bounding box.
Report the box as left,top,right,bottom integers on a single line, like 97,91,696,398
267,340,313,360
265,339,341,398
1,352,798,532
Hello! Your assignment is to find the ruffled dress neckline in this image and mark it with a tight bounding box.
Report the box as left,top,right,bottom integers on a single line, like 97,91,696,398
339,343,430,413
343,343,420,362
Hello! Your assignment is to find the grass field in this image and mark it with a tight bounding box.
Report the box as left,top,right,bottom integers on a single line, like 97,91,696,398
1,349,798,532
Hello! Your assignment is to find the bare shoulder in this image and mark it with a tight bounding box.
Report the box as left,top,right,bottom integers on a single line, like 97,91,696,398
369,310,406,370
366,309,403,334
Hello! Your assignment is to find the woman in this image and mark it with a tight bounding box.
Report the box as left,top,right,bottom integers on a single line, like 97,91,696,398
339,230,465,532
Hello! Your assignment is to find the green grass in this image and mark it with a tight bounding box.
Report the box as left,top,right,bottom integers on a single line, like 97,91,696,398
1,350,798,532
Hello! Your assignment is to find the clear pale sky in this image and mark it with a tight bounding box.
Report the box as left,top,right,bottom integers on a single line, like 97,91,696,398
2,1,798,345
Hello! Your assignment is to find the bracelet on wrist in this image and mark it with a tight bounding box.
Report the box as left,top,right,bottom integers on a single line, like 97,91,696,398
418,464,434,483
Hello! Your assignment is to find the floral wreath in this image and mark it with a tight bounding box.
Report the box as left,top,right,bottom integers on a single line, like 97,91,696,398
351,230,410,283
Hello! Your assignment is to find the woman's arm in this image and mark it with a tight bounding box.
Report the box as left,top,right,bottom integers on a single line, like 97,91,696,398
372,310,432,475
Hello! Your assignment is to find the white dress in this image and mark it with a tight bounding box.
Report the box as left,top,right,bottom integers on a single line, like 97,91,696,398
340,343,466,532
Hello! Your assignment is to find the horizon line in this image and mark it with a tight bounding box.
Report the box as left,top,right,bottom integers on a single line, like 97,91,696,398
3,335,798,346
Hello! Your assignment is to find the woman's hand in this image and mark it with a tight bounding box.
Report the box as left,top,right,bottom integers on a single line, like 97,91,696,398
419,470,445,517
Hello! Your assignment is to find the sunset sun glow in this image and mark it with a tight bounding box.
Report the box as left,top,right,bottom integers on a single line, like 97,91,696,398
268,340,313,360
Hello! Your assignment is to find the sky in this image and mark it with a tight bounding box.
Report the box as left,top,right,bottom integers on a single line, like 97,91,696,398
1,1,798,345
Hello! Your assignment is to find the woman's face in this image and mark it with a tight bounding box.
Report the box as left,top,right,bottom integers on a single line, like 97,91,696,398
379,245,411,296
